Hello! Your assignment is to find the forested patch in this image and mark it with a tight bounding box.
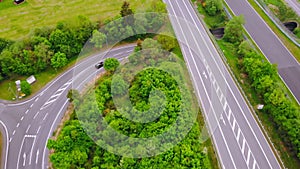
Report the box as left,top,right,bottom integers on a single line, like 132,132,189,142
47,39,212,169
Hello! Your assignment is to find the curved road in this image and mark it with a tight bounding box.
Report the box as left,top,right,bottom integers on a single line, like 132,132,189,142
0,44,135,169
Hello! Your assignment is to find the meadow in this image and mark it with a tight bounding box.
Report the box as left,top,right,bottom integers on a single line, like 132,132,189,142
0,0,151,40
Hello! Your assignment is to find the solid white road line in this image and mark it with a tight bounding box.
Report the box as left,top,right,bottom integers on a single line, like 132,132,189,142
42,99,69,169
167,1,237,168
180,0,274,167
17,137,26,169
0,120,9,169
29,136,37,165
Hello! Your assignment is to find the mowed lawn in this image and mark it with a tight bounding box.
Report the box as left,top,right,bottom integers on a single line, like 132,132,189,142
0,0,152,40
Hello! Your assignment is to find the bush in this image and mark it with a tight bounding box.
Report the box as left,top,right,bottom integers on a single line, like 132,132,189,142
223,15,245,44
21,81,31,96
104,58,120,72
204,0,223,16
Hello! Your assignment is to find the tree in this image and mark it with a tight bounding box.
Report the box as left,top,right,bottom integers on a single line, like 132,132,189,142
0,38,13,53
157,33,177,51
223,15,245,44
150,1,167,13
237,40,254,57
21,81,31,96
90,30,107,48
111,74,128,96
51,52,68,69
67,89,81,103
120,1,134,26
204,0,223,16
120,1,133,17
34,42,53,71
104,58,120,72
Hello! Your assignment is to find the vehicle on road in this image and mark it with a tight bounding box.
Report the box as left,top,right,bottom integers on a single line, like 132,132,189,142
95,61,104,69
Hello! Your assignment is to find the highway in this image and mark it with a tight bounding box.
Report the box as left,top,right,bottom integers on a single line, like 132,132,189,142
165,0,281,168
285,0,300,16
0,45,135,169
224,0,300,104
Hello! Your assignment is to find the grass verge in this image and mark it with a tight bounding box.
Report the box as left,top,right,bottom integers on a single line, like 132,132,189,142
247,0,300,62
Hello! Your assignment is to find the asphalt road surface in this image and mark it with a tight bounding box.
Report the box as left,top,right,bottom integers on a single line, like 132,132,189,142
165,0,281,168
224,0,300,104
285,0,300,16
0,45,135,169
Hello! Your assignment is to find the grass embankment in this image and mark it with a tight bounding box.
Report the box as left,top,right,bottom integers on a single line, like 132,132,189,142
0,0,153,40
247,0,300,62
192,0,300,168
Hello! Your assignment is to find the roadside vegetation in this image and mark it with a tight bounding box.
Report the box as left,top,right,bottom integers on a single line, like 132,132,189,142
47,38,216,169
0,1,165,100
192,0,300,168
193,0,228,28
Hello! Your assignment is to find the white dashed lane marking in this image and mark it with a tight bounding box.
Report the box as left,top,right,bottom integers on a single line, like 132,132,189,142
202,57,260,169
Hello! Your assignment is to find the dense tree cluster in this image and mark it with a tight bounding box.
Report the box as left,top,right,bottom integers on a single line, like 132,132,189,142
223,15,245,44
203,0,223,16
48,39,211,168
157,33,177,51
240,49,300,159
234,32,300,159
0,15,95,80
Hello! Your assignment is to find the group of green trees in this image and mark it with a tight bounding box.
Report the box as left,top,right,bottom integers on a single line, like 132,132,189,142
48,38,211,168
223,16,300,159
0,15,96,81
203,0,223,16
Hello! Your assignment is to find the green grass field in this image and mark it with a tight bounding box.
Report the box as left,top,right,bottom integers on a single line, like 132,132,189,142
0,0,152,40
